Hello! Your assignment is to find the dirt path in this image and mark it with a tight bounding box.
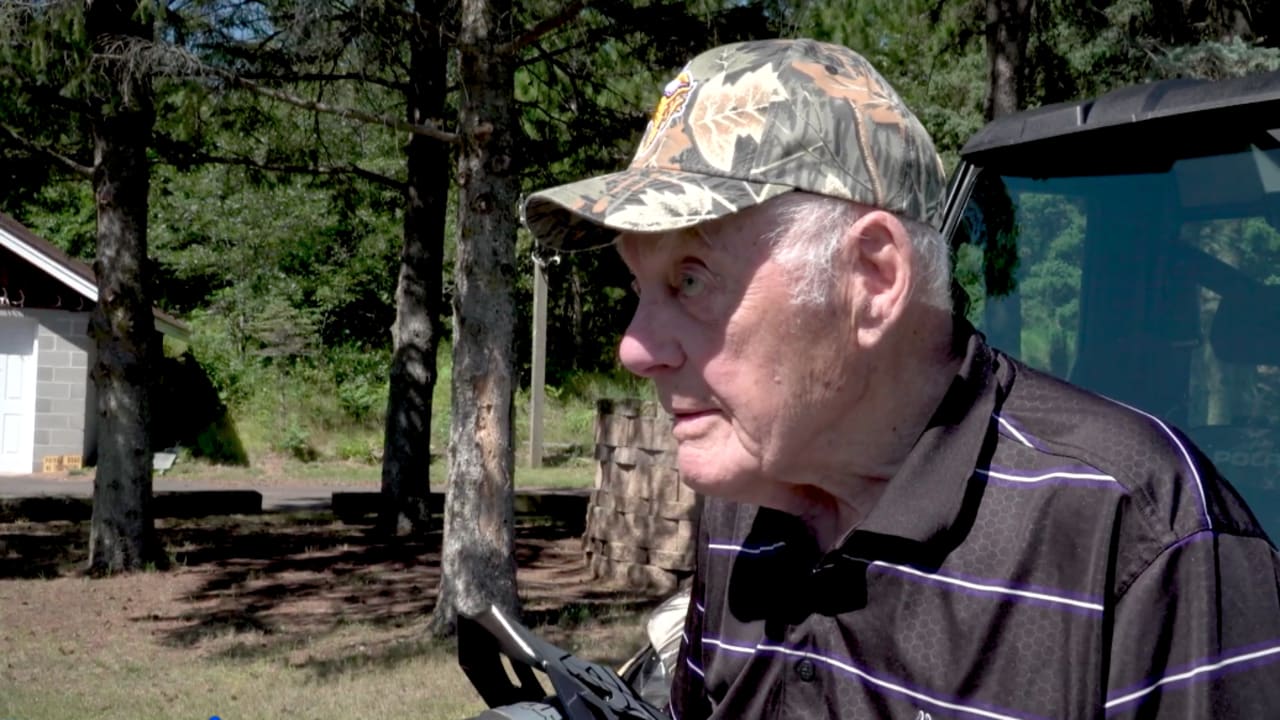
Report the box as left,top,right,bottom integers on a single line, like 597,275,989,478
0,473,339,512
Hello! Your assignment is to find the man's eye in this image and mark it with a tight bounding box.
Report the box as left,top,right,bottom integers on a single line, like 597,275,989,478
677,271,706,297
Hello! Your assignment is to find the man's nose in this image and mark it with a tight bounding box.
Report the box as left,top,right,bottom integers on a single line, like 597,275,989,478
618,302,683,377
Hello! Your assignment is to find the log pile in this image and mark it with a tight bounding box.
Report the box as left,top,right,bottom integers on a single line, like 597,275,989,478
585,399,698,592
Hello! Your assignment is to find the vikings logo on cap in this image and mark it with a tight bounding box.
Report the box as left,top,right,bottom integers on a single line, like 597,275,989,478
635,70,696,160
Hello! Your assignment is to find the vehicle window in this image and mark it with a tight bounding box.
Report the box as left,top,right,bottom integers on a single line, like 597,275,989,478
1182,217,1280,429
955,146,1280,534
954,185,1085,378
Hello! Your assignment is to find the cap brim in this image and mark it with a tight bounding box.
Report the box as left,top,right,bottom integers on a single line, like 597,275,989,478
522,166,794,251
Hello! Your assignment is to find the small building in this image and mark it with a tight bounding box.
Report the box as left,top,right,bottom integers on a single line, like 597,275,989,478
0,211,187,474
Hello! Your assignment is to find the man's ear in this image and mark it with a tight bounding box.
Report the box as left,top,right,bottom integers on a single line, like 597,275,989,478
844,210,914,344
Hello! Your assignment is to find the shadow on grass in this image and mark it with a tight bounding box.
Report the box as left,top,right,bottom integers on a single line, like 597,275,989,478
151,514,445,651
1,508,667,681
0,520,87,578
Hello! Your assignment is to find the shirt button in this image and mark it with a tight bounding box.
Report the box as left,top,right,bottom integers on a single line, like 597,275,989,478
795,659,817,682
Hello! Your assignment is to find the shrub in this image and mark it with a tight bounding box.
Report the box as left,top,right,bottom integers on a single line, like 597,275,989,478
276,422,317,462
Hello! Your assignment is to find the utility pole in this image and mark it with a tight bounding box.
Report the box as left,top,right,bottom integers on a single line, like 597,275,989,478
529,255,549,467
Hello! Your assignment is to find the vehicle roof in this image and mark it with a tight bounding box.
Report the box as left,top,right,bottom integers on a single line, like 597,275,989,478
960,69,1280,170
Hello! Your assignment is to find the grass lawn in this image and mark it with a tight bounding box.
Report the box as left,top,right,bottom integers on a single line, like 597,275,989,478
1,602,646,720
2,616,486,720
0,363,654,718
0,512,662,720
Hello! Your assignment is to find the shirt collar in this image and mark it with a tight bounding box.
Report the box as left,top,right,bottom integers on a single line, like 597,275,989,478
738,324,1009,565
846,323,1005,559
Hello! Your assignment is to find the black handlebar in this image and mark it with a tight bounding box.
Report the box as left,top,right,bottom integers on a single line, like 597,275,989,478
458,604,668,720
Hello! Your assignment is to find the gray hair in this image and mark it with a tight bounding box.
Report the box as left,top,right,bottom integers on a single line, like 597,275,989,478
764,192,952,311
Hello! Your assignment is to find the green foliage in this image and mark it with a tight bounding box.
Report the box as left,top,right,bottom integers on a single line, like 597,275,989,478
5,0,1280,474
329,346,392,423
1026,0,1280,105
0,4,90,91
953,242,986,324
510,1,793,380
277,421,318,462
790,0,987,164
335,435,383,464
151,342,249,465
514,368,655,453
1013,193,1085,375
0,4,93,218
145,161,404,450
10,181,96,259
1155,38,1280,80
555,369,656,403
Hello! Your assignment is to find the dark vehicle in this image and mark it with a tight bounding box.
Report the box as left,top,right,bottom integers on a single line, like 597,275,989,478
461,66,1280,717
946,67,1280,538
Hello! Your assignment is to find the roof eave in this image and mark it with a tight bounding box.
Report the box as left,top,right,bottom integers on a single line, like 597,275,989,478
0,224,98,301
0,213,190,342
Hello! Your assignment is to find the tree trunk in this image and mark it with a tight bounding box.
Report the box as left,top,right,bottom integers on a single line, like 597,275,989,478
982,0,1032,354
430,0,520,636
379,2,451,537
86,0,164,574
984,0,1033,121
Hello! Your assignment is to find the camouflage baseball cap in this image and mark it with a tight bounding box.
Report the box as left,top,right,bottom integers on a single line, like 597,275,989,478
521,38,946,251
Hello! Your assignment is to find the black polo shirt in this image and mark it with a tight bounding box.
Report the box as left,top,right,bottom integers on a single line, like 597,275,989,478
669,329,1280,719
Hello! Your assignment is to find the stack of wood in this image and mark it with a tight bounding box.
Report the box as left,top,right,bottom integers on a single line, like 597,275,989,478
585,399,699,593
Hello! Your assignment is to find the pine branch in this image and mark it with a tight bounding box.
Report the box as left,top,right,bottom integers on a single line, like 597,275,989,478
502,0,586,56
0,123,93,178
3,78,97,117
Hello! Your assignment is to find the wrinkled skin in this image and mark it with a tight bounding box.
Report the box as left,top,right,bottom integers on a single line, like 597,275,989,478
617,198,959,547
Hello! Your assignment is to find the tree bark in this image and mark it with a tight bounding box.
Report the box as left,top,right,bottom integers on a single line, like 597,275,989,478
86,0,164,574
982,0,1032,353
430,0,520,636
984,0,1033,121
379,1,452,537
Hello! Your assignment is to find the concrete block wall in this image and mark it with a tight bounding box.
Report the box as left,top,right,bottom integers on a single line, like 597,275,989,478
585,399,699,593
28,308,94,472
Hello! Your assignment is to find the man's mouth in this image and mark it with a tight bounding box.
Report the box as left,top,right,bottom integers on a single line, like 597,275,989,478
671,408,715,419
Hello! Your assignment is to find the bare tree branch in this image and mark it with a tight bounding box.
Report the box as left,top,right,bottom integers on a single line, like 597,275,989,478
148,127,405,190
236,71,409,92
502,0,585,56
172,151,405,191
102,37,460,144
235,75,458,143
511,17,624,70
378,3,456,44
0,122,93,178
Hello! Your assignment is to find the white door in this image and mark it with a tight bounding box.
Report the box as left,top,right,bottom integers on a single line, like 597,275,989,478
0,317,38,474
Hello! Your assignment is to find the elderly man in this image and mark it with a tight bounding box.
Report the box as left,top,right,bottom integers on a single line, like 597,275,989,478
522,39,1280,719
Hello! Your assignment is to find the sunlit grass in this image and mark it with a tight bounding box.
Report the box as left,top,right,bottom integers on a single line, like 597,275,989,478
0,611,644,720
0,577,648,720
0,639,485,720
